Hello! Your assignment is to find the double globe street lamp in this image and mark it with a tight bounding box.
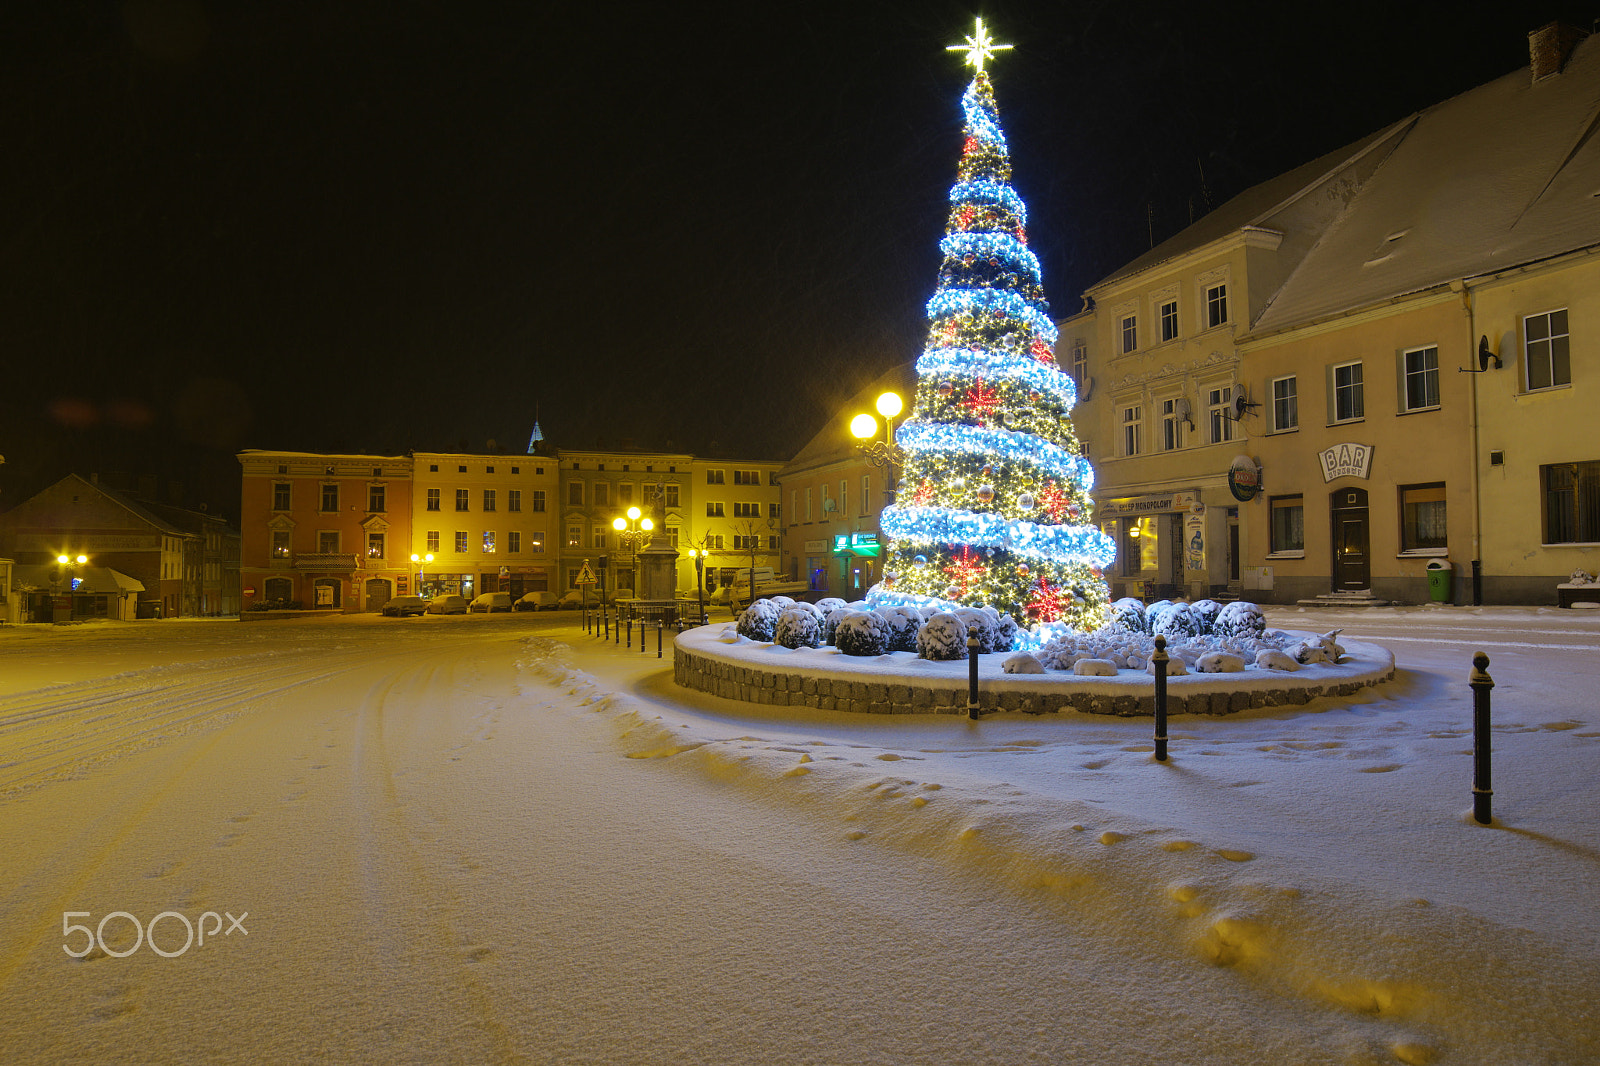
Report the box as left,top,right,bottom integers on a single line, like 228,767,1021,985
611,506,653,599
850,390,906,501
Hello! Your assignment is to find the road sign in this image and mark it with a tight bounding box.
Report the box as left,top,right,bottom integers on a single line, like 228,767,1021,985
575,561,597,585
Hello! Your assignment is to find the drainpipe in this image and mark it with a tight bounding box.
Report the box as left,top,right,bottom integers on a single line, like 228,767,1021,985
1455,279,1484,605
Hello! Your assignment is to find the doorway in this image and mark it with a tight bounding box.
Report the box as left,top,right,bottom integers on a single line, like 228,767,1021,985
1330,488,1370,591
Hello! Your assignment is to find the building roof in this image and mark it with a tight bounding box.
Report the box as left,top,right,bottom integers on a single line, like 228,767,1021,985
781,361,919,476
1252,34,1600,334
12,563,145,594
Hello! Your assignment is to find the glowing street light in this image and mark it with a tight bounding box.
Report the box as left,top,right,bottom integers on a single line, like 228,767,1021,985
851,390,906,500
411,552,434,597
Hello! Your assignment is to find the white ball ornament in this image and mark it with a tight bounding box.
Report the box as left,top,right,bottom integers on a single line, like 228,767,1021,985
1017,493,1035,510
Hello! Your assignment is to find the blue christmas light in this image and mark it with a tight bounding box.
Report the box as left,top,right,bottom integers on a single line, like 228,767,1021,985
896,421,1095,489
879,505,1117,568
938,233,1041,282
916,347,1078,409
949,180,1026,225
925,289,1057,345
962,81,1006,145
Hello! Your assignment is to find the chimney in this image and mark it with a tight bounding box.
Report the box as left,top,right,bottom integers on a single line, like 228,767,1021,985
1529,21,1587,83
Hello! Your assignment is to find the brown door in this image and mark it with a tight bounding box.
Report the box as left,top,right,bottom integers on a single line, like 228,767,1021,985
1330,488,1370,590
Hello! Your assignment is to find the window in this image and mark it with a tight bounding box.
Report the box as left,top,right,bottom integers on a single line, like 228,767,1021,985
1161,398,1184,451
567,525,581,548
1271,376,1298,432
665,525,679,547
734,470,760,485
1525,309,1570,390
805,488,813,521
1269,496,1304,554
1121,405,1143,456
839,479,848,516
458,465,467,473
708,534,725,550
1206,283,1228,328
1400,483,1447,551
1330,361,1365,423
320,484,338,512
706,502,725,517
483,531,496,553
1402,346,1440,411
528,532,545,553
593,482,609,507
1120,314,1137,354
770,502,782,520
427,488,441,512
618,483,633,506
1208,386,1234,444
455,488,470,512
706,469,725,484
1542,461,1600,543
367,533,385,558
860,476,871,514
768,535,779,551
429,465,438,472
426,530,440,553
665,484,679,507
733,502,760,518
1160,300,1178,342
367,484,385,513
791,490,798,524
485,466,494,474
507,489,521,512
1069,343,1088,390
454,532,468,553
531,490,546,513
271,530,290,558
511,467,520,475
734,535,758,551
593,529,606,548
568,482,584,506
272,482,291,511
483,489,497,512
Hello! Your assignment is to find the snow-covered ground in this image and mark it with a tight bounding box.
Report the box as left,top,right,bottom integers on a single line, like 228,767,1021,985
2,606,1596,1065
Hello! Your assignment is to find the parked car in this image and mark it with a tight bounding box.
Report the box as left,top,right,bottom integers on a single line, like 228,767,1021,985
380,595,427,617
558,589,586,610
468,592,512,613
425,594,470,615
515,591,560,611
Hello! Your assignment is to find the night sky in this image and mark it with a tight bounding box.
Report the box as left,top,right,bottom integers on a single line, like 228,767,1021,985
2,1,1589,518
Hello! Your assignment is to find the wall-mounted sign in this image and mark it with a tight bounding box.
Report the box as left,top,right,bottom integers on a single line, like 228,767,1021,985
831,532,881,557
1319,443,1374,482
1184,511,1205,571
1100,489,1200,515
1228,455,1262,501
803,540,828,553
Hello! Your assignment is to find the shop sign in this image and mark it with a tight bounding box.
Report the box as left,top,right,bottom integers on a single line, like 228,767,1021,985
803,540,828,553
1228,455,1262,501
1319,442,1373,482
1101,489,1199,516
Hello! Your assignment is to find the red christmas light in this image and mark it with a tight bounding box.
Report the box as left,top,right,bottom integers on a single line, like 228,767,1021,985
1024,577,1071,622
912,479,935,507
956,205,976,231
942,547,985,595
1037,481,1070,521
962,376,1000,422
1029,338,1054,364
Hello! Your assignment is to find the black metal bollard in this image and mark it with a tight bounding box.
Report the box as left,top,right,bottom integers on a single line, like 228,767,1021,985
1153,634,1169,762
967,626,981,720
657,622,663,659
1470,651,1494,824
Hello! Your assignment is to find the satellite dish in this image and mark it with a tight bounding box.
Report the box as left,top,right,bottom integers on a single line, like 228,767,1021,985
1228,388,1259,421
1079,376,1095,402
822,497,836,513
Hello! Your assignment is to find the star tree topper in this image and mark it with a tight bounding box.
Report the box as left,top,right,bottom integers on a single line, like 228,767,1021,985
946,16,1012,73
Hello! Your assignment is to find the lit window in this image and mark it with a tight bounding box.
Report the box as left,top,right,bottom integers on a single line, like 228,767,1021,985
454,532,468,553
1400,483,1447,551
482,531,496,553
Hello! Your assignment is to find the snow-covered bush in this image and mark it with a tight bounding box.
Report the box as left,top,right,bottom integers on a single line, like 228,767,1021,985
1212,600,1266,641
1256,649,1300,671
875,606,922,653
1109,597,1148,633
736,598,784,642
820,602,856,645
813,597,847,614
773,605,823,649
1151,602,1199,640
834,610,890,657
1190,598,1223,635
1195,652,1247,673
953,607,997,653
916,612,968,660
1145,656,1188,676
1002,652,1045,674
990,610,1019,653
1073,658,1118,676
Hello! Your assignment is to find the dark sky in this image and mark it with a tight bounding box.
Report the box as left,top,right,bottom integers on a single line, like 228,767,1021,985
1,1,1590,517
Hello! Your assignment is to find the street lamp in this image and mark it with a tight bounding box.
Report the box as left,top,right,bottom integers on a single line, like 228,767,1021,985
851,390,906,500
611,506,653,599
56,553,88,620
685,547,708,625
410,552,434,597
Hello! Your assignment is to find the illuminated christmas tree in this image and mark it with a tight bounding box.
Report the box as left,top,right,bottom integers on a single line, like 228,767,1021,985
868,18,1116,636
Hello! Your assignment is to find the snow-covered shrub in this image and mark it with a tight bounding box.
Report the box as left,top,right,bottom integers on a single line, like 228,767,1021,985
773,605,823,649
1195,652,1247,673
1144,600,1175,633
1256,649,1300,671
875,606,922,653
1212,600,1266,641
917,604,941,621
1190,599,1223,635
1152,602,1200,640
953,607,997,653
736,598,784,642
1073,658,1118,676
820,602,856,645
767,595,796,609
990,610,1019,653
916,612,968,660
814,597,847,614
1145,656,1188,676
1569,569,1597,586
834,610,890,657
1002,652,1045,674
1109,597,1148,633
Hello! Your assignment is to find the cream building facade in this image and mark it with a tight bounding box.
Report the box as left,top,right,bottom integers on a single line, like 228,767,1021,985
410,452,560,601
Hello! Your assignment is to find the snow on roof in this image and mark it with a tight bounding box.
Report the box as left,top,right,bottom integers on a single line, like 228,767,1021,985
12,564,144,594
781,362,919,475
1251,35,1600,335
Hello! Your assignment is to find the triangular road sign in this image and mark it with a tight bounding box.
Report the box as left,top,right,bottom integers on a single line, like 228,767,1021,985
575,561,597,585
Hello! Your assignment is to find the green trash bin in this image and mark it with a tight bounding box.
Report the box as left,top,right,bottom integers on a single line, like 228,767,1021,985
1426,559,1452,602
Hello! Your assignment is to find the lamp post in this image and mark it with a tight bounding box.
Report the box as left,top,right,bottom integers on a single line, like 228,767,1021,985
686,548,708,625
851,390,906,501
410,552,434,598
56,553,88,621
611,506,654,599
